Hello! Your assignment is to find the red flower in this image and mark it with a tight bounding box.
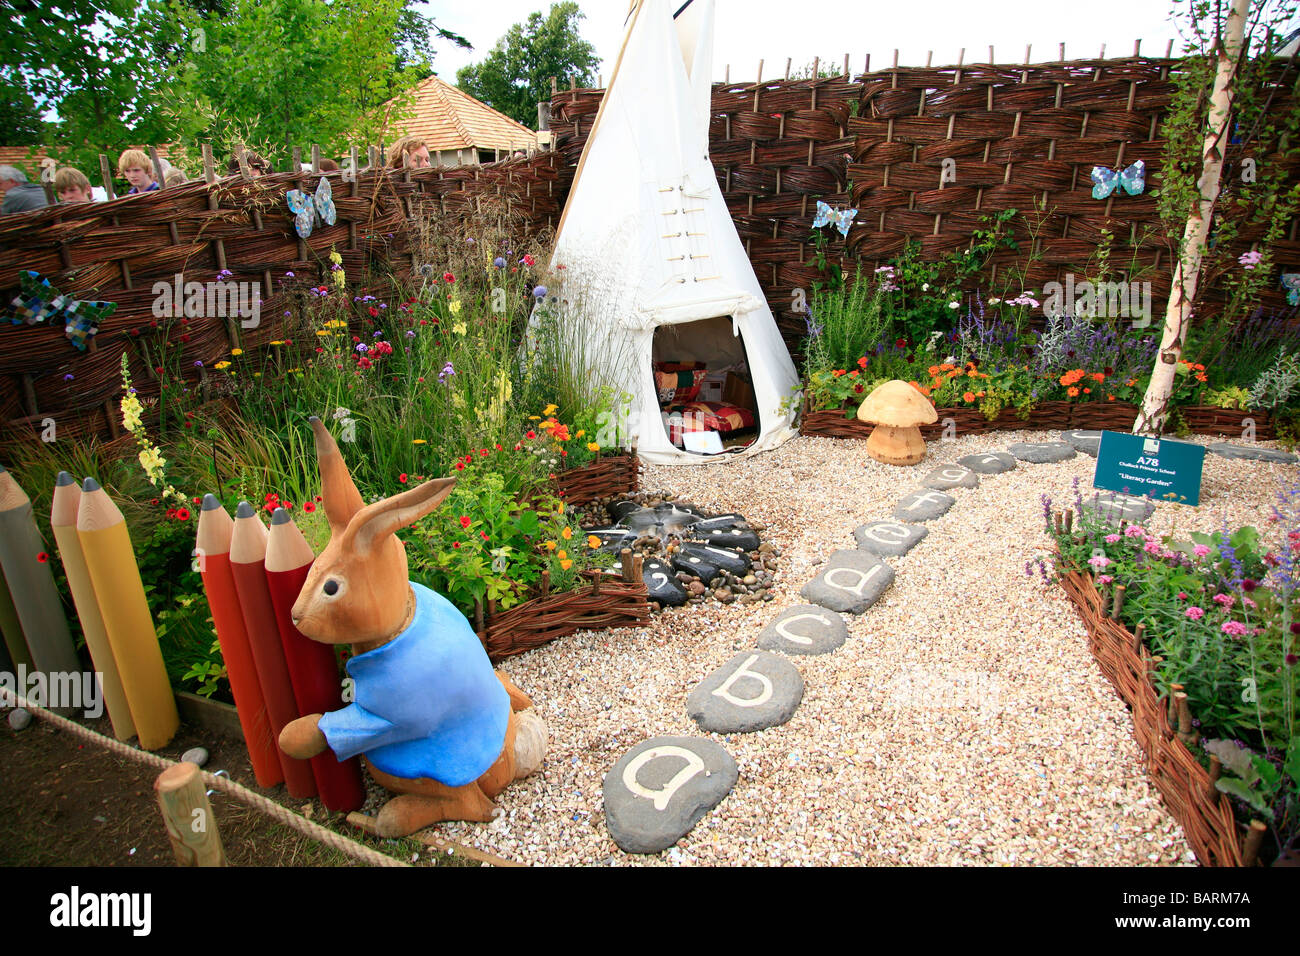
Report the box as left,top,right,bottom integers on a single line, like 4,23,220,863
193,497,201,505
399,473,408,484
166,509,177,518
180,334,190,343
314,495,323,502
264,503,276,513
480,531,488,540
443,272,455,283
303,501,316,513
36,552,48,563
452,541,461,549
480,448,489,457
857,356,868,368
494,444,503,451
266,493,279,503
896,337,907,348
282,502,293,510
455,461,465,470
525,430,536,440
459,515,472,529
368,307,379,318
176,508,191,521
150,498,160,505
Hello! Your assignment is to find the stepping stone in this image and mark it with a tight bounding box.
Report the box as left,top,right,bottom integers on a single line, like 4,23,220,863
921,464,979,490
643,558,688,606
603,736,739,854
669,549,723,581
892,490,956,522
1061,429,1102,457
1081,491,1156,525
678,543,751,576
696,526,761,553
1207,442,1299,464
585,527,637,554
687,651,804,733
958,452,1016,474
853,520,928,557
800,549,894,614
757,604,848,655
690,513,748,534
1008,441,1077,464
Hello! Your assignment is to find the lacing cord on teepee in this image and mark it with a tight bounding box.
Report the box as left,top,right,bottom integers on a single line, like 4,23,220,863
0,688,409,868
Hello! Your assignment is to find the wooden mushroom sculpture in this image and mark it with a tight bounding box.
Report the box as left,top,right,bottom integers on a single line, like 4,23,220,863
856,379,938,466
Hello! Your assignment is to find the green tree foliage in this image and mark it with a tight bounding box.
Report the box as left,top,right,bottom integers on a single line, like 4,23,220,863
456,2,599,128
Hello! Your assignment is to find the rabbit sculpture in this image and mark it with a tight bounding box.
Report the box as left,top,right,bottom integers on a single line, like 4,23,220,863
278,417,546,837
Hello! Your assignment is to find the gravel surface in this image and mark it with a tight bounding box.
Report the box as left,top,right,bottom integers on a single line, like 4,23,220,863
438,429,1296,866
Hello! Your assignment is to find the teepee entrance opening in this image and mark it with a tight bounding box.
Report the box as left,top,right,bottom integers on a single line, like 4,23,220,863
651,316,759,455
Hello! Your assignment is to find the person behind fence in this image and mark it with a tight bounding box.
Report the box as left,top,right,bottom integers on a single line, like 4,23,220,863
55,167,94,203
163,168,186,187
318,158,339,172
226,151,270,177
387,136,432,169
0,165,50,213
118,149,158,194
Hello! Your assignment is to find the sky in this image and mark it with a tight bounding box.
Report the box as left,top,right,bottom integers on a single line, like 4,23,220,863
422,0,1204,85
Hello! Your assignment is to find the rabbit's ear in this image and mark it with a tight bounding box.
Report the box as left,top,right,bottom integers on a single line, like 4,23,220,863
310,416,366,535
342,477,456,556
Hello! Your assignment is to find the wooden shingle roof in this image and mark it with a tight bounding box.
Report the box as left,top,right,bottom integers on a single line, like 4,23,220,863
392,76,537,153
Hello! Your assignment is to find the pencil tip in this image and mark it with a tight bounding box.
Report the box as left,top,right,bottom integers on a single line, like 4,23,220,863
56,471,75,486
82,477,101,492
201,493,222,511
235,500,255,519
270,507,290,525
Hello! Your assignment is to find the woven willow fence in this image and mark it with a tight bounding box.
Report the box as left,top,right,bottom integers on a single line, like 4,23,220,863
0,153,570,448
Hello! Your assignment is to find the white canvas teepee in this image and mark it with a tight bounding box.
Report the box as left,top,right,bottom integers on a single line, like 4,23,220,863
549,0,801,465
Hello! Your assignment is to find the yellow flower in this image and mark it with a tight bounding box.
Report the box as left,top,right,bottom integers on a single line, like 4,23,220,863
231,348,244,356
332,268,346,290
326,319,348,329
543,404,558,416
449,300,462,315
316,329,332,337
575,429,585,438
587,535,601,550
528,415,541,420
544,540,557,551
561,527,572,540
560,558,573,571
328,249,343,266
214,361,231,370
557,549,568,561
270,340,284,346
120,393,143,432
412,438,427,445
587,442,600,452
452,322,467,336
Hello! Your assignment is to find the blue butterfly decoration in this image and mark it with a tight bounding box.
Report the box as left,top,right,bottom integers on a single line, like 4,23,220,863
1091,160,1145,200
813,200,858,238
6,270,115,350
1281,274,1300,306
285,176,337,239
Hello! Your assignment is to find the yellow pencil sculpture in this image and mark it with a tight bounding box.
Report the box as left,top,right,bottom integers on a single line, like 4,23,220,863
51,472,137,741
0,463,81,715
76,478,178,749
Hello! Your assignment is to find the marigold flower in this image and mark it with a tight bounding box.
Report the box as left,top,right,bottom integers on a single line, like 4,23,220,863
543,404,558,416
587,442,600,452
587,535,601,549
544,540,557,551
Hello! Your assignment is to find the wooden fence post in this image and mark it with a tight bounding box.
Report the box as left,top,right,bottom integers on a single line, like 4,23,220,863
154,762,226,867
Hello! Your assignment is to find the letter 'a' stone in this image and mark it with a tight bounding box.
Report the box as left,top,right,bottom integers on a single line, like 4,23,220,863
687,651,804,732
603,736,738,854
801,549,894,614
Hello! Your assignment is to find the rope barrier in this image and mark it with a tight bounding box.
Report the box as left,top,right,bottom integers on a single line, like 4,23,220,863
1,687,410,868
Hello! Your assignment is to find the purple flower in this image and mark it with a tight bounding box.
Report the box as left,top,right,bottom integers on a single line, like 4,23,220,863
285,271,295,278
193,360,203,368
63,373,74,381
405,330,415,337
533,285,548,298
355,343,368,353
493,257,506,268
438,361,455,383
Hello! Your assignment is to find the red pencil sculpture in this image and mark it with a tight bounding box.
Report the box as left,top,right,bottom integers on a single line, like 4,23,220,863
196,495,282,787
229,501,317,799
265,507,365,812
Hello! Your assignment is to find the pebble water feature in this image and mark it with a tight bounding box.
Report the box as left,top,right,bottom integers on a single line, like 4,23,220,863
596,434,1229,856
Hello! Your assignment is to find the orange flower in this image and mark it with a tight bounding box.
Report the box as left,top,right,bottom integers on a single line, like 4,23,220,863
832,369,846,378
976,390,986,398
1091,372,1106,383
1195,373,1208,383
1107,394,1115,401
1083,387,1091,394
963,391,975,403
847,370,859,378
928,365,941,377
1067,386,1080,397
857,356,868,368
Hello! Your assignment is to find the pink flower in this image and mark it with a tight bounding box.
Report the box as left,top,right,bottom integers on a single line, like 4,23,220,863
1238,250,1263,269
1124,525,1146,538
1088,555,1111,570
1144,541,1162,555
1221,620,1248,636
1185,606,1205,620
1096,575,1114,585
1213,593,1236,608
1104,534,1121,544
1178,592,1188,600
1243,597,1257,609
1192,544,1211,558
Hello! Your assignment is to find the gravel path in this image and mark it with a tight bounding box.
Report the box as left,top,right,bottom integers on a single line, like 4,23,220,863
445,429,1295,865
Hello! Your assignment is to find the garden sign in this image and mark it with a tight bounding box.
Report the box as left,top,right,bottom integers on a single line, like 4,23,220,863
1094,431,1205,507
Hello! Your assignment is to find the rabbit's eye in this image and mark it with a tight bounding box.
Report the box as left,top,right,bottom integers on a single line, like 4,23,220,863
323,579,339,596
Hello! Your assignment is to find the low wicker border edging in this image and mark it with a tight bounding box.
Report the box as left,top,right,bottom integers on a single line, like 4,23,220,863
1058,568,1246,867
551,453,639,507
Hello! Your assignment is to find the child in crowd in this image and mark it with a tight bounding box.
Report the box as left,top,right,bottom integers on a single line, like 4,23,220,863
55,167,94,203
117,149,158,194
163,168,186,187
226,152,270,177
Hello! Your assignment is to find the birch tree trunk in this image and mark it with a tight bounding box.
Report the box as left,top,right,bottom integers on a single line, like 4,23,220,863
1134,0,1252,436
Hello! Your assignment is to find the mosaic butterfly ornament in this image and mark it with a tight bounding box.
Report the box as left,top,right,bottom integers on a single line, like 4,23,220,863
1281,274,1300,306
813,200,858,238
285,176,338,238
1091,160,1146,200
6,270,115,350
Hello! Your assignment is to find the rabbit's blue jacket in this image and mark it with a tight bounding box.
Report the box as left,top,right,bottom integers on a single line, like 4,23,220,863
318,582,510,785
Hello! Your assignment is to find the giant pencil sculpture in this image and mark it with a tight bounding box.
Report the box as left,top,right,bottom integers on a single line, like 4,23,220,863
196,496,282,787
51,473,136,740
229,502,317,799
0,560,33,674
265,508,365,812
0,464,81,715
75,478,178,748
